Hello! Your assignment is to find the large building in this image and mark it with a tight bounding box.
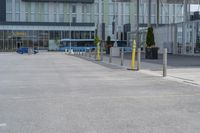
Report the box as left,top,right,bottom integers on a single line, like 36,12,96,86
0,0,186,51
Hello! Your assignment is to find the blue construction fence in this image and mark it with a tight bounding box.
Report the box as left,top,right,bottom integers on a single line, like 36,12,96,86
59,46,96,52
59,46,132,53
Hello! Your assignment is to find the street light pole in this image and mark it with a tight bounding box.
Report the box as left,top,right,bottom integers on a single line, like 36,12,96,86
157,0,159,27
114,0,118,47
136,0,140,48
148,0,151,27
69,7,72,53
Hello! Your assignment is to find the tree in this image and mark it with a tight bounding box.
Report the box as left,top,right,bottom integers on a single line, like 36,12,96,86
94,35,101,60
94,35,100,45
146,27,155,48
54,37,60,46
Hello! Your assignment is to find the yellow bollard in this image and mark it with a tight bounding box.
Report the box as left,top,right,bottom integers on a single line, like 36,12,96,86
131,40,136,70
96,42,101,61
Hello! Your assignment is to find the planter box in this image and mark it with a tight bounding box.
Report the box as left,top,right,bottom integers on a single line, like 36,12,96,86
145,47,159,59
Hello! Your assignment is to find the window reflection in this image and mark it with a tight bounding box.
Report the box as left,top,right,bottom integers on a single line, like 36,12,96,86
0,30,94,51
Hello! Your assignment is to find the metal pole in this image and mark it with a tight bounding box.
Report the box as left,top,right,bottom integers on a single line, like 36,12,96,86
69,10,72,54
84,48,86,56
89,49,91,58
184,0,188,22
101,41,104,61
109,47,112,63
114,0,117,47
121,47,124,66
163,48,167,77
136,0,140,48
157,0,159,27
148,0,151,27
137,48,141,71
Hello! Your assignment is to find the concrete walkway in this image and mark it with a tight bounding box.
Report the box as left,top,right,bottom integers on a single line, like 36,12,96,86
1,52,200,133
93,53,200,86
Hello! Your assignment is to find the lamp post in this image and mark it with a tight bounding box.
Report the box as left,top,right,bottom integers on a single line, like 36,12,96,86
114,0,118,47
148,0,151,27
69,7,72,54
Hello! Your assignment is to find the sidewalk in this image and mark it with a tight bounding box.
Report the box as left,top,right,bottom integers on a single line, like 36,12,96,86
82,53,200,86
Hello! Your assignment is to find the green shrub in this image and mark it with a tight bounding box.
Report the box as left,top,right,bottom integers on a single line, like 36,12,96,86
106,36,111,45
146,27,155,48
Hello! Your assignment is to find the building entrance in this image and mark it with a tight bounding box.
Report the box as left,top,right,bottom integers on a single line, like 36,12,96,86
16,42,22,48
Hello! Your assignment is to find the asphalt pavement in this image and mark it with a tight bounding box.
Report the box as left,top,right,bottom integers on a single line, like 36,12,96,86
0,52,200,133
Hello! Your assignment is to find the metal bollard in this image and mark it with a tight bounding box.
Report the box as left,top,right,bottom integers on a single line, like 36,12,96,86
101,44,103,61
94,48,96,59
109,47,112,63
163,48,167,77
84,48,86,56
137,48,141,71
121,47,124,66
89,49,91,58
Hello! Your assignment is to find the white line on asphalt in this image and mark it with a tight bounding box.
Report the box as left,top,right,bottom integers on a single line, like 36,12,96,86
0,123,7,127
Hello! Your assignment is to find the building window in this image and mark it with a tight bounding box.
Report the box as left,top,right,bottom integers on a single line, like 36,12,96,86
7,13,12,21
59,14,64,22
72,17,76,23
72,5,76,13
6,0,12,21
15,0,20,12
15,13,20,21
6,0,12,12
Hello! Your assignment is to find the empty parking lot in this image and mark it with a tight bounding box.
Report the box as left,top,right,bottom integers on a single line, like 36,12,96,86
0,53,200,133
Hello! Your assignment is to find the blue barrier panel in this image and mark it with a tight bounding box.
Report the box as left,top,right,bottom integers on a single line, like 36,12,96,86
59,46,96,52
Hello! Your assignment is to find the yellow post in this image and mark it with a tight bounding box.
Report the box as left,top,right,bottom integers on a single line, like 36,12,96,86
96,42,101,61
131,40,136,70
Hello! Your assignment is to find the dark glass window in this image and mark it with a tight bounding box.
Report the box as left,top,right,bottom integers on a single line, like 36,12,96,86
72,17,76,23
72,5,76,13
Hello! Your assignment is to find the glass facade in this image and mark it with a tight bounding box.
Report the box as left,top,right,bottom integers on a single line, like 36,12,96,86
0,30,94,51
6,0,95,23
1,0,188,52
176,21,200,55
139,1,184,24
